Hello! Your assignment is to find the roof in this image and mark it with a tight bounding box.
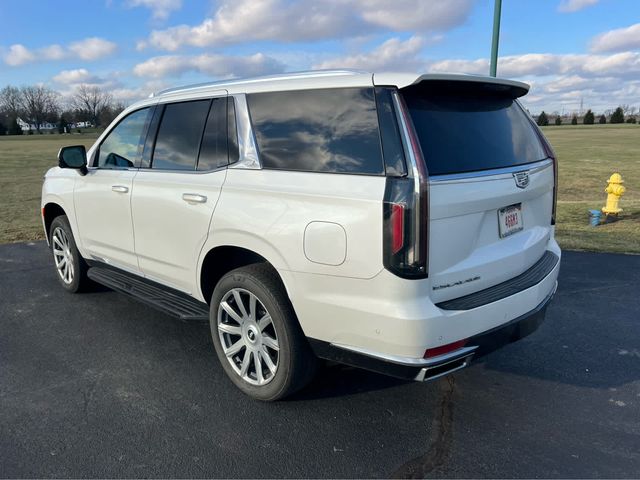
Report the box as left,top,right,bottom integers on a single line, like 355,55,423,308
148,69,530,100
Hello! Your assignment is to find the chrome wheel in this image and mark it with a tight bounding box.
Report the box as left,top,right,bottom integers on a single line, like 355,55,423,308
217,288,279,386
52,226,74,285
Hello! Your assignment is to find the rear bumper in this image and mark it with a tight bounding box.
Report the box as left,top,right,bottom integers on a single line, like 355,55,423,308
309,282,556,382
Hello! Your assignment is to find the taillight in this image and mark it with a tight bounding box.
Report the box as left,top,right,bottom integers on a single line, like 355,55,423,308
424,339,468,358
383,91,428,279
524,105,558,225
540,135,558,225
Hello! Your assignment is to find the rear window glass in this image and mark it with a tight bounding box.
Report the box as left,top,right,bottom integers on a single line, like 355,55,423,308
248,88,384,175
402,82,547,176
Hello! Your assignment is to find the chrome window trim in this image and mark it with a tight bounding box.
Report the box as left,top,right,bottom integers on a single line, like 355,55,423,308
429,158,552,184
228,93,261,170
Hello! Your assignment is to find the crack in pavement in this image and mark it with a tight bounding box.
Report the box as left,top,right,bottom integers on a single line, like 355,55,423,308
392,376,456,478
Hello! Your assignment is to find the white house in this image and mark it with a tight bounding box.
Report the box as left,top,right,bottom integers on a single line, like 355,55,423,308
17,117,57,131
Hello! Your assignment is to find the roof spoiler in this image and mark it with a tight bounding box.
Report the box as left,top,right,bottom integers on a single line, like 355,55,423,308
374,73,530,99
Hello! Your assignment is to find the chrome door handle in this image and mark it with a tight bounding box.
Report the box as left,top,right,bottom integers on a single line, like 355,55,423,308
112,185,129,193
182,193,207,204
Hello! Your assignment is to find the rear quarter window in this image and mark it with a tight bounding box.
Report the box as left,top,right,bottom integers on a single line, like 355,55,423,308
247,87,384,175
402,82,547,176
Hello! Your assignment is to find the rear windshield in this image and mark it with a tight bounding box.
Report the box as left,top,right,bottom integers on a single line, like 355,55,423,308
402,82,547,176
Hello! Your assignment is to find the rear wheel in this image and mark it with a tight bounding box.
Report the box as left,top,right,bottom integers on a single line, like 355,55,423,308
210,264,316,401
49,215,89,293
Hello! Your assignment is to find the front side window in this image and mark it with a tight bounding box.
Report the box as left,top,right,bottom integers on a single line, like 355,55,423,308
97,108,151,168
152,100,210,171
248,88,384,175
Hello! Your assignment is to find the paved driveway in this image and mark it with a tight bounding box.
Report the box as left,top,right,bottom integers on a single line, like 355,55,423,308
1,242,639,478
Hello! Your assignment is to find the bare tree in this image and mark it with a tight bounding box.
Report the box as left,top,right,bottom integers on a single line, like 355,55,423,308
21,85,59,133
71,84,113,127
0,86,23,119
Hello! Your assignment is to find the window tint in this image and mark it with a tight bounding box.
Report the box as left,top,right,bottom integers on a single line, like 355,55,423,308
248,88,383,174
375,88,406,176
197,98,227,171
97,108,151,168
402,82,547,176
227,98,239,164
152,100,210,171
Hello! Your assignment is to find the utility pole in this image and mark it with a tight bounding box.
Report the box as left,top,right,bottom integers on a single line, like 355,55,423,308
490,0,502,77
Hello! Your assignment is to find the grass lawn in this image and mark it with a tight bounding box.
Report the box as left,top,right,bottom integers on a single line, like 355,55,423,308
0,133,99,243
542,124,640,254
0,125,638,253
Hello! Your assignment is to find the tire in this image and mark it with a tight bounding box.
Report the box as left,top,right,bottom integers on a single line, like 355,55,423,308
209,263,317,401
49,215,89,293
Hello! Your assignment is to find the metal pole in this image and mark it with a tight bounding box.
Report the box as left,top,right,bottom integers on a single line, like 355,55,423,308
490,0,502,77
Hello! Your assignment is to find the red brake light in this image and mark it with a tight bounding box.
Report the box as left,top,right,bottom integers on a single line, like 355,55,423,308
390,203,404,254
424,339,468,358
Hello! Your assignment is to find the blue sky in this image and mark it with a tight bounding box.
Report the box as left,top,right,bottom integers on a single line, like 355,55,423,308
1,0,639,113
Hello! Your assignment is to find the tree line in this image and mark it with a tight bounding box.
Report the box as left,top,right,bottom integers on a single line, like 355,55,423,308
536,106,638,126
0,84,126,135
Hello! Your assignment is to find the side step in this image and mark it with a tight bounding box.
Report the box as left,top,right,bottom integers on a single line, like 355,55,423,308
87,266,209,322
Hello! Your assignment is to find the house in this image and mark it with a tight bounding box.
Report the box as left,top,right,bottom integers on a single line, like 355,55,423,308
17,117,57,131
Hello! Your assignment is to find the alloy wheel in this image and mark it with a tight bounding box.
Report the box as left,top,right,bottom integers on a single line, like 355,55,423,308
217,288,280,385
52,226,74,285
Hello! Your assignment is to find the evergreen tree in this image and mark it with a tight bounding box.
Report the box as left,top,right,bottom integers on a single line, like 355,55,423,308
57,114,67,134
598,114,607,124
8,117,23,135
0,120,6,135
571,115,578,125
610,107,624,124
583,110,595,125
626,117,637,124
537,111,549,126
554,116,562,125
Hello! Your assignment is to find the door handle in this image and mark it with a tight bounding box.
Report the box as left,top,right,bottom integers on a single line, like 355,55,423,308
112,185,129,193
182,193,207,204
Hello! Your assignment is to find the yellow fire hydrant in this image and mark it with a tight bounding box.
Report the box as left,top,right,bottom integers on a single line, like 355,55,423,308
602,173,626,215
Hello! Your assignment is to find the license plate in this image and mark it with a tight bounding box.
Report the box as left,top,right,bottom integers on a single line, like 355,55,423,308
498,204,523,238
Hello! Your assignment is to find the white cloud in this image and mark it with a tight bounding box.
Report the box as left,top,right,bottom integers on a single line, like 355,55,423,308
2,37,117,66
590,23,640,53
126,0,182,20
133,52,286,79
428,52,640,79
314,36,427,71
557,0,599,13
40,44,66,61
68,37,117,61
3,44,36,66
53,69,97,84
140,0,474,51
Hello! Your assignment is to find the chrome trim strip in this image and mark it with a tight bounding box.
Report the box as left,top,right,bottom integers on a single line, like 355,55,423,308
330,342,478,367
228,94,261,170
414,354,474,382
429,158,552,184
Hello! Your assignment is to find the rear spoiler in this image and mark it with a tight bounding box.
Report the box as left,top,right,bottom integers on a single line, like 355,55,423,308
373,73,529,99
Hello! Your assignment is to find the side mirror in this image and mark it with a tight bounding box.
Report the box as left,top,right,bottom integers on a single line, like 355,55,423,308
58,145,88,175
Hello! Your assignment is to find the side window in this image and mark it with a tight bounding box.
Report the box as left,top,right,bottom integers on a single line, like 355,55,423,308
197,97,228,171
247,88,383,175
151,100,210,171
97,108,151,168
228,97,239,164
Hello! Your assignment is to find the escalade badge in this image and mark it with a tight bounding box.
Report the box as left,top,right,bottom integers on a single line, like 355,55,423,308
513,171,530,189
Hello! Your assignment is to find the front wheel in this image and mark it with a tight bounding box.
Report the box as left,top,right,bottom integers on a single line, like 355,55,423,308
210,264,316,401
49,215,89,293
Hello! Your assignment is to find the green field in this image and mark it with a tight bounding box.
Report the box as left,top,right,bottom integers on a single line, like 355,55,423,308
0,125,639,252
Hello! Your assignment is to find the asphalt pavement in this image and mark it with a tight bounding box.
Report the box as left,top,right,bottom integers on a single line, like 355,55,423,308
1,241,639,478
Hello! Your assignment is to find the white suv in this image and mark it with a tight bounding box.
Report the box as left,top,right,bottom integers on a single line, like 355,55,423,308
42,70,560,400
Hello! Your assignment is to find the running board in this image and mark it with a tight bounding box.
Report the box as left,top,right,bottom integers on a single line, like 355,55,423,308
87,266,209,322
